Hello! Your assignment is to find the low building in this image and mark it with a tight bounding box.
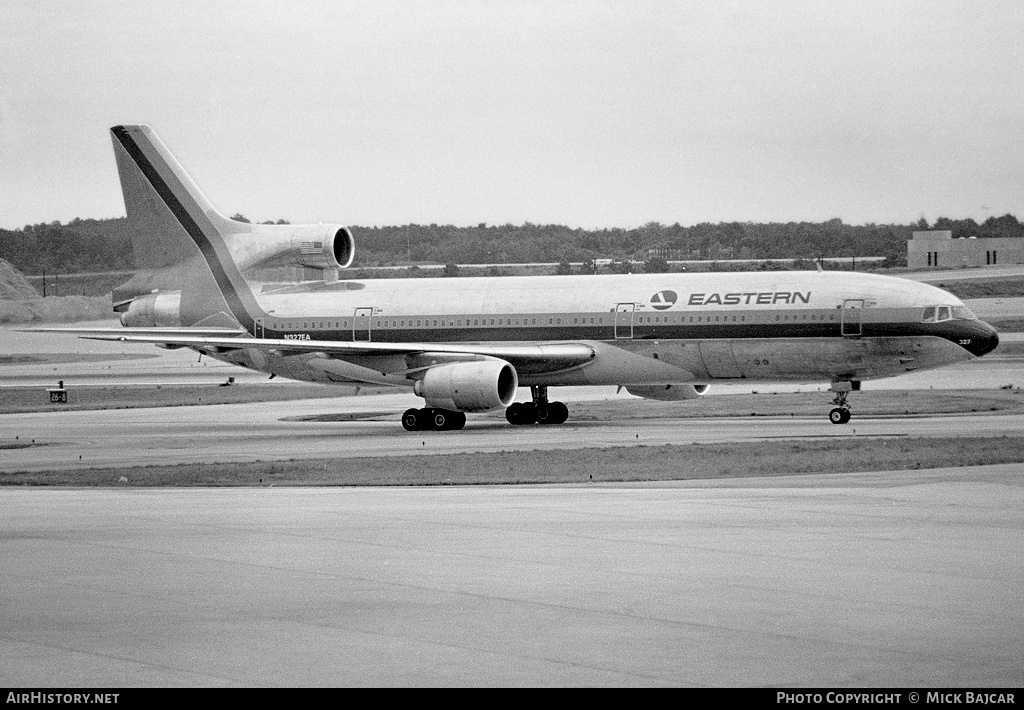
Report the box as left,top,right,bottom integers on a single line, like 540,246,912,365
907,230,1024,269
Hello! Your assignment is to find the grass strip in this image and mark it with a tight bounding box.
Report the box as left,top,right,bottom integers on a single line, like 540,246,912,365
4,436,1024,487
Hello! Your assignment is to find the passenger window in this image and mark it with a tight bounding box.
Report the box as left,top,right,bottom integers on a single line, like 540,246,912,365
921,306,936,323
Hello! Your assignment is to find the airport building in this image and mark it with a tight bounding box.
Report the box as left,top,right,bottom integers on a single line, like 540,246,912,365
908,230,1024,269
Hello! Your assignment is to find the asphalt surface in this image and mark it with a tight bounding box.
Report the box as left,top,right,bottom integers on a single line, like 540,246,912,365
2,473,1022,687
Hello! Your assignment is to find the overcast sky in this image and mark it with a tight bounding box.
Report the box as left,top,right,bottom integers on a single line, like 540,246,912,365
1,0,1022,230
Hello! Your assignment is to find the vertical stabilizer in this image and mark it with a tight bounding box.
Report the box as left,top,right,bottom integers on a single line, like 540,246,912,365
110,125,260,329
111,125,245,269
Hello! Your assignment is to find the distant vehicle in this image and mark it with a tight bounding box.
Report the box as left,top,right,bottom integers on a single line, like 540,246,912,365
44,125,1000,429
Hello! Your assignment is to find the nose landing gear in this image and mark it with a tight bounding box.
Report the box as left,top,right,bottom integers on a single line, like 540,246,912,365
828,380,858,425
828,406,851,425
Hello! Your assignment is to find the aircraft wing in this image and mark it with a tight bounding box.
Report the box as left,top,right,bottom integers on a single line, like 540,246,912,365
27,327,596,373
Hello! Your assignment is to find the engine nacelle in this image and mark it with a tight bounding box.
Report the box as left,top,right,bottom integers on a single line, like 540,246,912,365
626,384,709,401
413,360,518,412
233,223,355,272
119,291,182,327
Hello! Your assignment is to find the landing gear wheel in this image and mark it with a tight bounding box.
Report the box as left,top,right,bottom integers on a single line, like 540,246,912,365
402,408,423,431
428,409,467,431
535,401,569,425
507,400,569,425
506,402,537,425
432,410,450,431
829,407,851,425
534,404,553,424
549,401,569,425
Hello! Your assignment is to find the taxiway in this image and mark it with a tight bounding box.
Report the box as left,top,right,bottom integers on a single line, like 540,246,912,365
4,393,1024,473
2,474,1022,687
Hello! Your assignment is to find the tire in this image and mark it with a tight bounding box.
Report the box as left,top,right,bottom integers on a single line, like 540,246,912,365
505,403,521,425
450,411,467,430
550,401,569,425
506,402,535,425
829,408,848,425
402,408,422,431
432,410,449,431
519,403,537,425
535,404,553,424
506,402,537,425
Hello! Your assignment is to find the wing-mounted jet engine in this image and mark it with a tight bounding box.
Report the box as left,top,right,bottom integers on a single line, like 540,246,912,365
401,360,519,431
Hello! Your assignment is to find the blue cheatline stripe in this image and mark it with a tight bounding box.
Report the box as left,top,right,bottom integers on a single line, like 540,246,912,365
111,126,260,330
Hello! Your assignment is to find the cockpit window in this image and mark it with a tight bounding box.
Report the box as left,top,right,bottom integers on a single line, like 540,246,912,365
953,306,977,320
922,305,957,323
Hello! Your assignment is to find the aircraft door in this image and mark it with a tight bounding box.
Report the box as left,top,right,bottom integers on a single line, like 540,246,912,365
614,303,635,339
254,317,264,338
353,308,373,341
841,299,864,337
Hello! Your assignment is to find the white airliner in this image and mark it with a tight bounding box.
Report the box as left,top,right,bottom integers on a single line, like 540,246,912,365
48,125,1000,430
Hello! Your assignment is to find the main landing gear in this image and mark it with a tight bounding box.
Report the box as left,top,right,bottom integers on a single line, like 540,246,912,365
828,380,859,425
506,386,569,426
401,408,467,431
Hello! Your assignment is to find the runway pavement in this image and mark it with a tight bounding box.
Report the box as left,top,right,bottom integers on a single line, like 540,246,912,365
5,388,1024,473
1,472,1021,687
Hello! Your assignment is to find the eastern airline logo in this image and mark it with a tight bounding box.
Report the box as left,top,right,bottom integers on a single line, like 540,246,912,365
688,291,811,305
650,290,677,310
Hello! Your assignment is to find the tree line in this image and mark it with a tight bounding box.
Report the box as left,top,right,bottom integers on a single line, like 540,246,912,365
2,213,1022,275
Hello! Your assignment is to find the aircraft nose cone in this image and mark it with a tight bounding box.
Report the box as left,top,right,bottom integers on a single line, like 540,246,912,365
966,323,999,357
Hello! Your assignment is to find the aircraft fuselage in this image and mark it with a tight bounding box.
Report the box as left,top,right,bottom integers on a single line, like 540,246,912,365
215,270,996,389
